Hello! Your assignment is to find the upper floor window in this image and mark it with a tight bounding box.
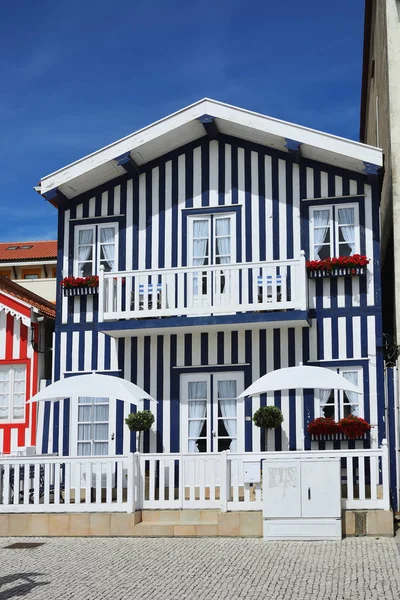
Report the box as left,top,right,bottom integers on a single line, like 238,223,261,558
310,204,359,260
74,224,118,277
0,364,26,422
315,368,362,421
188,213,236,267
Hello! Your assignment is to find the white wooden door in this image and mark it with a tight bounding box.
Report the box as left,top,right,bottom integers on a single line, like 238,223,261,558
71,396,116,457
301,460,341,518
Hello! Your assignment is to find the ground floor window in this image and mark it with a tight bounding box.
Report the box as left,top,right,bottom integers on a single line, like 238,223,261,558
316,368,362,421
77,396,109,456
181,372,244,453
0,364,26,422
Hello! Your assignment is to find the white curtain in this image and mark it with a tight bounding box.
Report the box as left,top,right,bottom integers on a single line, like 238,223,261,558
215,218,231,264
188,381,207,453
0,368,9,420
100,227,115,271
192,220,209,266
337,208,355,254
313,210,330,259
78,229,93,262
218,380,237,452
343,372,359,416
319,388,332,417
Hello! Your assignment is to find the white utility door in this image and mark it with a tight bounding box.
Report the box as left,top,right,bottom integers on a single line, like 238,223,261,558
263,460,302,518
188,214,236,310
301,460,341,518
181,372,244,453
71,396,116,457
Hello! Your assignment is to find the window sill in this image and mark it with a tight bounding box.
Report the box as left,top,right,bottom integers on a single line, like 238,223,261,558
308,267,366,279
63,287,99,297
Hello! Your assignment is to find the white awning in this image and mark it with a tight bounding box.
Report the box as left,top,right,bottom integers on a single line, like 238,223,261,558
27,373,157,407
238,365,362,397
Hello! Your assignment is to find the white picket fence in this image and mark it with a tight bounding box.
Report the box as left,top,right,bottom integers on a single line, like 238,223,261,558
0,442,390,513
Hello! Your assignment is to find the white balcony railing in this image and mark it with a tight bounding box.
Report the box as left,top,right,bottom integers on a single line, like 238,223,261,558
98,252,307,321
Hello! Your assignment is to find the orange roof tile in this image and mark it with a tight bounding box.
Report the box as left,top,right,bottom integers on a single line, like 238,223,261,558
0,240,57,261
0,276,55,319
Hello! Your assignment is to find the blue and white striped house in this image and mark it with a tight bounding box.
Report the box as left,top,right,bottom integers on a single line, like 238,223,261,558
36,99,388,466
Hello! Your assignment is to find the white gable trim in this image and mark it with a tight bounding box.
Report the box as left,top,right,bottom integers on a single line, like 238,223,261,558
0,303,30,327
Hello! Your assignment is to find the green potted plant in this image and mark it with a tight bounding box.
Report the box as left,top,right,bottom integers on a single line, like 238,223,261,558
253,406,284,450
125,410,155,451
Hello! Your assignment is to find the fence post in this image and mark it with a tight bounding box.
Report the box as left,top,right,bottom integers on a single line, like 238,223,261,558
299,250,307,311
381,439,390,511
98,264,105,321
135,451,142,511
220,451,230,513
126,453,135,513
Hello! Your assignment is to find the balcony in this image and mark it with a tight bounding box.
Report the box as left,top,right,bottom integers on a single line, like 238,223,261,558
98,254,308,327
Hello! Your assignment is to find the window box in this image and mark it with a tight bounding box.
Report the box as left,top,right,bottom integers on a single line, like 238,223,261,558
310,432,369,441
308,266,366,279
63,287,98,297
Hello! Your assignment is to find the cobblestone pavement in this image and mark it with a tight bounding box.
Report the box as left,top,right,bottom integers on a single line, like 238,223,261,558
1,537,400,600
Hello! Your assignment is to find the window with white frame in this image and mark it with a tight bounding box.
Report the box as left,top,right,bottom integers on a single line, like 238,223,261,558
316,368,362,421
0,364,26,422
310,204,359,260
74,224,118,277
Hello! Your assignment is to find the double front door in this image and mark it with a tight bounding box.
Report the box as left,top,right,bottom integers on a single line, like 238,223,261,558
181,372,244,453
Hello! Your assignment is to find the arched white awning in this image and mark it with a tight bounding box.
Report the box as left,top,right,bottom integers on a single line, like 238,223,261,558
238,365,362,397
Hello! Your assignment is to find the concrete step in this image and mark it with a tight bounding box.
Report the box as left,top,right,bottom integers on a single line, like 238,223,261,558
132,521,218,537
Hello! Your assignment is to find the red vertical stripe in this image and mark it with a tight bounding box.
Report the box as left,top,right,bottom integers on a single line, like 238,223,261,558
5,314,13,360
30,326,38,446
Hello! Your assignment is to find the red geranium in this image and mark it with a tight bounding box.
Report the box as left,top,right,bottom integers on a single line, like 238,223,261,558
306,255,369,271
60,275,99,289
307,417,341,436
338,415,371,440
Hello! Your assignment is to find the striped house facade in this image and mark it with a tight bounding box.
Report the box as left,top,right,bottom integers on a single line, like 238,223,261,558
35,100,385,463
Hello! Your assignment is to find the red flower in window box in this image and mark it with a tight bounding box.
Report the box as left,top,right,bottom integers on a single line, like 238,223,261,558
60,275,99,289
307,417,341,436
338,415,371,440
306,255,369,278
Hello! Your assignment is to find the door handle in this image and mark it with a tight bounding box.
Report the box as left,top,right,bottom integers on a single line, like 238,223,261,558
212,431,216,438
308,487,311,500
111,433,115,441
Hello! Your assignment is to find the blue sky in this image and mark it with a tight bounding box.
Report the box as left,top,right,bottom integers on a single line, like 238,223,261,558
0,0,365,242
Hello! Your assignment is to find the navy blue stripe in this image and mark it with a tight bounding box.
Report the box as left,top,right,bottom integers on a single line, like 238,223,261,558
317,318,324,360
231,331,238,364
119,181,127,271
259,329,267,450
288,328,296,450
201,333,208,366
171,156,179,268
107,186,114,216
258,153,266,262
158,162,166,269
130,337,138,452
143,336,151,452
217,332,224,364
95,191,101,217
185,149,193,208
360,315,368,357
244,330,253,451
304,389,314,450
132,177,139,270
170,334,179,452
286,160,293,259
271,156,279,260
156,335,164,453
104,334,111,369
313,167,321,199
302,327,310,364
218,141,225,206
82,196,89,219
273,329,282,451
231,144,238,205
201,141,209,207
91,330,98,370
115,400,124,455
145,171,152,270
244,149,252,262
184,334,192,366
299,164,308,256
331,315,339,360
330,278,338,310
346,316,354,358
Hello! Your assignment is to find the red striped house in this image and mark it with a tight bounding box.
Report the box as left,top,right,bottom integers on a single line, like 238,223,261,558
0,276,55,454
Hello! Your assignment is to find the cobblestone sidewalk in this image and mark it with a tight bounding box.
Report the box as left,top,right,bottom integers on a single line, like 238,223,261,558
1,537,400,600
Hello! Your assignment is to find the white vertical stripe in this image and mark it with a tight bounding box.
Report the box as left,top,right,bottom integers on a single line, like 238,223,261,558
251,152,260,262
88,196,95,217
208,331,217,366
335,176,343,197
309,280,316,310
101,191,108,216
114,185,121,216
163,334,171,453
151,167,159,269
237,330,246,364
177,334,184,367
138,173,146,270
238,148,246,261
367,315,378,427
0,310,5,359
71,332,79,373
278,159,287,261
165,161,173,268
192,332,201,366
309,319,318,361
364,184,375,306
338,317,347,359
349,180,358,195
292,163,300,256
62,209,70,324
125,179,133,271
122,338,132,455
265,155,273,261
209,140,218,206
60,332,67,379
225,144,232,205
177,154,185,268
251,330,260,451
352,277,360,307
36,403,44,453
322,280,331,308
84,331,92,371
306,167,314,198
110,338,119,371
295,327,304,450
320,172,328,197
224,331,232,365
12,318,20,359
150,336,157,452
97,333,105,372
86,297,93,323
76,204,83,219
266,329,274,449
193,147,202,208
353,316,361,357
279,328,290,451
337,278,346,308
73,297,81,323
323,318,332,360
10,429,18,453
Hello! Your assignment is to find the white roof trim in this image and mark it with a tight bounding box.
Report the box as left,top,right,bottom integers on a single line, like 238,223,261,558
0,302,31,327
40,98,383,196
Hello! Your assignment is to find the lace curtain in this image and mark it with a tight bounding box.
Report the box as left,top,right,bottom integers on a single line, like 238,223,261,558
78,229,94,276
337,208,355,254
342,371,359,416
319,388,333,417
313,210,330,259
215,218,231,264
100,227,116,272
188,382,207,453
218,380,237,452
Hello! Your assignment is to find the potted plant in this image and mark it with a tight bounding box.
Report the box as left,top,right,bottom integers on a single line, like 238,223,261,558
61,275,99,296
307,417,341,439
253,406,284,450
306,255,369,278
339,415,371,440
125,410,155,451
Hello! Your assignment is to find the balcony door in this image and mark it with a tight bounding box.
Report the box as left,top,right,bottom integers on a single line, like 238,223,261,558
180,372,244,453
188,213,236,309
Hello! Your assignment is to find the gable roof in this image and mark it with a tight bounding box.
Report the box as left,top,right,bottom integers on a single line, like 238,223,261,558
38,98,383,204
0,276,55,319
0,240,57,262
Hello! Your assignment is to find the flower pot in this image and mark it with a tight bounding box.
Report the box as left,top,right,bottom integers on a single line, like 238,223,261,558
63,287,98,297
311,432,368,441
308,266,366,279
